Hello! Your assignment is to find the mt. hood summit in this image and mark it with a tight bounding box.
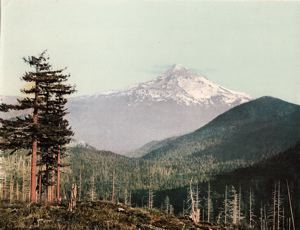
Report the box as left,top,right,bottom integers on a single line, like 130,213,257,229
68,65,251,153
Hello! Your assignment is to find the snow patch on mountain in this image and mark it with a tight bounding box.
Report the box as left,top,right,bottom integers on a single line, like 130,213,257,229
91,64,251,106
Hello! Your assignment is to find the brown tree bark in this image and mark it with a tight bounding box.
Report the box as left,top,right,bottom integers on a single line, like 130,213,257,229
38,172,42,202
22,161,26,202
2,176,6,200
30,112,38,203
51,171,54,202
57,145,61,202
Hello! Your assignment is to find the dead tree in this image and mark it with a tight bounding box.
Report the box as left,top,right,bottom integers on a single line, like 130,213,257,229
224,185,228,225
260,203,264,230
16,181,19,201
228,186,238,225
124,188,129,205
78,166,82,201
111,168,116,203
249,187,254,228
164,195,170,214
2,175,6,200
128,191,132,207
238,185,242,225
207,181,212,223
68,183,77,212
286,180,295,230
272,183,277,230
148,187,154,210
232,188,238,225
195,184,201,222
147,165,154,210
189,179,200,224
277,181,281,230
89,171,97,201
9,176,14,203
22,160,27,202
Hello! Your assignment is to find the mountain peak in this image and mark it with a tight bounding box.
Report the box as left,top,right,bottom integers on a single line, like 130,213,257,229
170,64,186,71
165,64,190,76
95,65,251,106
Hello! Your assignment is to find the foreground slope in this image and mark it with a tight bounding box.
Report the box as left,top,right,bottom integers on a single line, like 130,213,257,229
0,201,221,230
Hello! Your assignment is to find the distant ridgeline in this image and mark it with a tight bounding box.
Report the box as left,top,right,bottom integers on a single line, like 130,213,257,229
1,96,300,228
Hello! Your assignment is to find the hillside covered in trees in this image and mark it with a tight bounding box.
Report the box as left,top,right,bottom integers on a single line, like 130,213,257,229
1,138,299,229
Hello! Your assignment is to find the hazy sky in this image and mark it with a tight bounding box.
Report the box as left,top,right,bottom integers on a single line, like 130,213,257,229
1,0,300,104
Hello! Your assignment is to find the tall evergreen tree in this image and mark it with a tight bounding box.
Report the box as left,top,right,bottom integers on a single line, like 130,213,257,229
37,57,75,202
0,51,75,203
0,52,48,202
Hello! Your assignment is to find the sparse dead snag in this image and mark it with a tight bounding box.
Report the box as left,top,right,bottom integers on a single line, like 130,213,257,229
68,183,77,212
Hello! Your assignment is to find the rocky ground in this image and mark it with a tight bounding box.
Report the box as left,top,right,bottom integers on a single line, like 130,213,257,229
0,200,225,230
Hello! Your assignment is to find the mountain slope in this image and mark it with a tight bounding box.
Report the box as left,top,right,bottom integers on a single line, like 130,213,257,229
141,96,300,164
0,200,221,229
67,64,250,153
141,142,300,224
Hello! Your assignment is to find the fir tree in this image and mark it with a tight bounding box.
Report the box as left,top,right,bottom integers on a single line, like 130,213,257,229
0,51,75,203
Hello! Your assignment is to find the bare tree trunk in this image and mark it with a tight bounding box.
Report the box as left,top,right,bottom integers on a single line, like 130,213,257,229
89,171,96,201
46,165,51,203
124,188,128,205
286,180,295,230
111,169,115,203
277,181,281,230
190,179,195,215
148,188,153,209
30,110,38,203
232,189,238,225
224,185,227,225
128,191,132,207
9,176,14,203
282,206,285,230
22,161,26,202
238,185,241,225
2,175,6,200
264,205,267,230
68,183,77,212
79,167,82,201
38,172,42,202
260,203,263,230
148,170,153,209
189,179,199,223
273,183,277,230
51,169,55,202
207,181,211,223
249,187,253,228
16,181,19,201
57,145,61,203
196,184,200,223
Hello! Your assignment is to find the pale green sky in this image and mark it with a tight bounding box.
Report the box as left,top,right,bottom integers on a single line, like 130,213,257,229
1,0,300,104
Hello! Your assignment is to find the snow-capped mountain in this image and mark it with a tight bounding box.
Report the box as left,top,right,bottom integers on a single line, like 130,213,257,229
68,65,251,154
104,64,250,106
